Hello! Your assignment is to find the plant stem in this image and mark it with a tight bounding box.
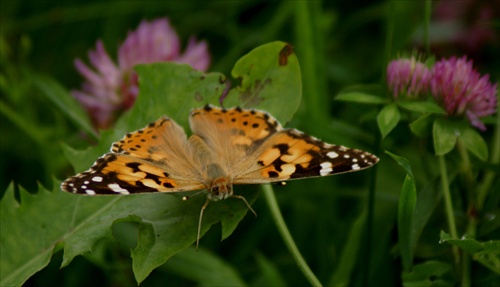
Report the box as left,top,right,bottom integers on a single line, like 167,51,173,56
438,155,460,263
261,184,323,287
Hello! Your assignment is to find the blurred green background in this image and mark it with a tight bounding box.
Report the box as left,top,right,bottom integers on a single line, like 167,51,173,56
1,1,498,286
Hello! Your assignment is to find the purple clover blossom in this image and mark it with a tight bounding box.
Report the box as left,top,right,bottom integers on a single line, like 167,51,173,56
72,18,210,129
431,56,497,131
387,57,431,99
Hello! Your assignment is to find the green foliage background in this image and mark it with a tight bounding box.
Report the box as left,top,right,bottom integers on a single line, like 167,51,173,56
1,1,499,286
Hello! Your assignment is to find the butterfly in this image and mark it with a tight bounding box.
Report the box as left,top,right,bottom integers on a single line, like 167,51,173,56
61,105,379,247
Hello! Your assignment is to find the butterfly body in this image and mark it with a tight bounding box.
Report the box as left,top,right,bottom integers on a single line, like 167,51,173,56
62,105,378,246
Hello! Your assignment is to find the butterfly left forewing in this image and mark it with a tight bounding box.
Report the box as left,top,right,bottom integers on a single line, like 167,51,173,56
233,128,379,184
61,116,207,195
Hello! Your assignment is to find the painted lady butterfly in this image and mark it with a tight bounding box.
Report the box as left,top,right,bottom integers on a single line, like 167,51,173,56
62,105,379,246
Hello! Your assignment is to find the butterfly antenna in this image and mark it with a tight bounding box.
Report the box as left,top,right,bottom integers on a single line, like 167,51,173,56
197,197,211,251
230,195,257,218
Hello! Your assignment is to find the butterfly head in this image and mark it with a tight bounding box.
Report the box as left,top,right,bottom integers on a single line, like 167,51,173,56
207,177,233,201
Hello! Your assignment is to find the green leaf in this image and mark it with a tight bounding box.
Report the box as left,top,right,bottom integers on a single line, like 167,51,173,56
377,103,400,138
398,101,446,114
398,174,417,272
385,151,417,271
131,62,226,131
61,141,110,173
412,181,442,251
223,41,302,124
432,118,459,156
31,73,98,139
335,92,387,104
162,247,247,286
440,231,500,274
410,114,434,137
0,184,48,287
402,260,457,286
460,126,488,161
385,150,414,177
0,182,257,285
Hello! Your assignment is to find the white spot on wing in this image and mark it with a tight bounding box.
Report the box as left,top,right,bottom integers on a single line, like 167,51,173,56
326,151,338,158
108,183,130,194
352,164,360,170
92,176,103,182
85,189,96,195
320,162,333,176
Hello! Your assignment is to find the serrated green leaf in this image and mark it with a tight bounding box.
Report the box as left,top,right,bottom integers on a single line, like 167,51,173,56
460,126,488,161
223,41,302,124
402,260,456,286
377,103,400,138
398,174,417,272
0,182,257,285
433,118,459,156
335,92,387,104
0,184,47,286
31,73,98,139
398,101,446,114
130,190,257,284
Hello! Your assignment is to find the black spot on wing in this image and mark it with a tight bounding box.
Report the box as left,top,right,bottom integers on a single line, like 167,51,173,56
290,163,321,178
145,173,161,185
268,171,279,178
125,162,141,173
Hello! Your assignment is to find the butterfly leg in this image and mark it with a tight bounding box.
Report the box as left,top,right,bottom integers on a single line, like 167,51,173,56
197,197,211,250
230,195,257,218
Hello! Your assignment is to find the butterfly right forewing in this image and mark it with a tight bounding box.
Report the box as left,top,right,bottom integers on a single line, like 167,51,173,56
233,129,379,184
